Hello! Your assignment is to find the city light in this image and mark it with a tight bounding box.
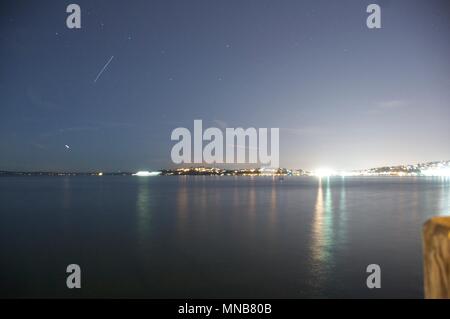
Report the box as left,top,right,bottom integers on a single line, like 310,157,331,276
132,171,161,177
313,168,336,177
421,167,450,177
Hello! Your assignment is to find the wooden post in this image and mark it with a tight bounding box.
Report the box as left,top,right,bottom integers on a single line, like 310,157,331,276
423,217,450,299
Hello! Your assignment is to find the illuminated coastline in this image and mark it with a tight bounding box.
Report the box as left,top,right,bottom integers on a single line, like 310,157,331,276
2,160,449,177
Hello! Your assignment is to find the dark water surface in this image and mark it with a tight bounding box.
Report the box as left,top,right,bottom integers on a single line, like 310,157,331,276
1,176,449,298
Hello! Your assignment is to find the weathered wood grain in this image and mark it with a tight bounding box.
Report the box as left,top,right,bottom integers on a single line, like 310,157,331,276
423,217,450,299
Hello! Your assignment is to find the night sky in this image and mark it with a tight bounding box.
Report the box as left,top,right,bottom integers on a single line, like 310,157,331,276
1,0,449,172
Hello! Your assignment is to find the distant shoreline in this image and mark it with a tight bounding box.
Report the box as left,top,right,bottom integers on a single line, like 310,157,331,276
1,172,449,178
1,160,449,177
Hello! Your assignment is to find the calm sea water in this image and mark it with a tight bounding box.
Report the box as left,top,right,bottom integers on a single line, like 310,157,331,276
1,176,449,298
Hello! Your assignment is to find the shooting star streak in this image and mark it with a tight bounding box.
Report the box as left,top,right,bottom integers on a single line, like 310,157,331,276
94,55,114,83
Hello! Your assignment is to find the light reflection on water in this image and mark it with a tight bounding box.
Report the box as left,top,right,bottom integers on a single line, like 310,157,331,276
312,178,334,265
337,178,348,247
1,176,450,298
136,178,152,247
176,177,189,236
440,177,450,215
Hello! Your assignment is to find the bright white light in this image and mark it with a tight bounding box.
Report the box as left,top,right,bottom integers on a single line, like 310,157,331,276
313,168,336,177
422,168,450,177
338,170,358,177
132,171,161,177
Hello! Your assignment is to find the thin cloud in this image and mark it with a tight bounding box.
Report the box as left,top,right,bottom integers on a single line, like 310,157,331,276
212,119,228,130
281,126,327,136
31,143,47,150
26,87,60,110
39,121,135,138
377,100,407,109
